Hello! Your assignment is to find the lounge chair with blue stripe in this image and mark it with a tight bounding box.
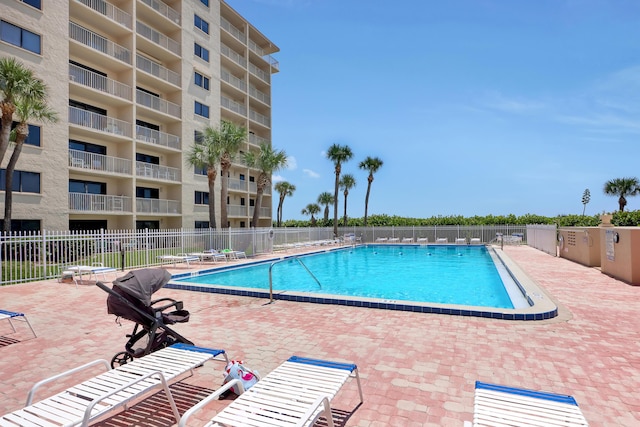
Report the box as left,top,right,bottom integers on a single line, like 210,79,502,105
465,381,589,426
0,343,228,427
0,309,36,338
179,355,364,427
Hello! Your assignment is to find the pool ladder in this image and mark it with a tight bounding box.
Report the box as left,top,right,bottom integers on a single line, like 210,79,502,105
268,256,322,303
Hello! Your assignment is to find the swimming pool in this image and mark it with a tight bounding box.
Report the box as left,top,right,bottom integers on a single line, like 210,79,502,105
176,245,514,307
168,245,558,320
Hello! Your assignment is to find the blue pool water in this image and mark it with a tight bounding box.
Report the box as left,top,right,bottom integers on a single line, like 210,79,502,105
173,245,515,309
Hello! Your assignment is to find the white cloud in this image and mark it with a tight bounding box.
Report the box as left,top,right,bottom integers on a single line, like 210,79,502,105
286,156,298,170
303,168,320,178
272,174,285,183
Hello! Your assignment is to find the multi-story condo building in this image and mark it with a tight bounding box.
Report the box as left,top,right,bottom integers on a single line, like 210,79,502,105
0,0,279,231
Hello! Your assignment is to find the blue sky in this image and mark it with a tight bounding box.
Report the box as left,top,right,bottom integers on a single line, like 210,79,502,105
225,0,640,221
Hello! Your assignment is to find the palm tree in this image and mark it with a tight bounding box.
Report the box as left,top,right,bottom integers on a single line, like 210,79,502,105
0,57,37,167
187,127,223,229
301,203,321,226
243,143,288,227
326,144,353,237
603,177,640,212
3,82,57,233
339,174,356,226
274,181,296,227
317,191,334,223
358,156,383,226
218,120,247,228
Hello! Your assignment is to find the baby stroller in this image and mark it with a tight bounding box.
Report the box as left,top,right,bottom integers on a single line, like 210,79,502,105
96,268,194,368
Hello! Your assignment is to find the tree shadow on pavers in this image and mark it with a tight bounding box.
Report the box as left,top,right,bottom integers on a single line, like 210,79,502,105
0,336,21,347
314,405,362,427
93,382,215,427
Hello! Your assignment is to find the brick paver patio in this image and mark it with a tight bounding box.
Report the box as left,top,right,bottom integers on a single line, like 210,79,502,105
0,245,638,426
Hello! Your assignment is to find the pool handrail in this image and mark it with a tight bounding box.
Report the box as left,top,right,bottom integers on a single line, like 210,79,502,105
269,256,322,303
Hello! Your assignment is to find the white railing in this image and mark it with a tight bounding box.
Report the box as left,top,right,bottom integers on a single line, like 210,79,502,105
69,21,132,64
68,106,132,137
136,89,181,118
136,198,181,214
267,55,279,72
248,39,264,57
135,161,180,182
221,16,245,43
69,64,132,100
248,62,270,83
249,133,269,146
69,193,132,213
249,85,270,105
221,96,247,116
136,21,181,56
69,149,132,174
221,43,247,68
526,224,557,256
136,126,181,150
139,0,180,25
228,178,247,191
221,68,247,91
249,109,270,127
136,54,180,86
74,0,133,29
227,204,247,216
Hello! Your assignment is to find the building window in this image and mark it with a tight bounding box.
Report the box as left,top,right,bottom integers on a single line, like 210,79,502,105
195,101,209,118
194,15,209,34
136,220,159,230
194,130,204,144
195,221,209,229
0,219,41,232
19,0,42,9
69,179,105,194
136,153,160,165
194,71,210,90
0,121,41,147
194,43,209,62
199,0,209,6
0,169,40,193
0,20,41,54
240,197,245,206
249,176,255,183
240,221,246,228
136,187,159,199
195,191,209,205
69,140,106,154
250,199,255,207
239,174,245,181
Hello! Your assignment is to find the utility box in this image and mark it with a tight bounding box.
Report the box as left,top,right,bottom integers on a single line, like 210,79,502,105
558,227,601,267
599,227,640,285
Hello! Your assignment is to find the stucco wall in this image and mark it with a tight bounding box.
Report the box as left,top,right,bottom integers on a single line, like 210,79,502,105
558,227,601,267
599,227,640,285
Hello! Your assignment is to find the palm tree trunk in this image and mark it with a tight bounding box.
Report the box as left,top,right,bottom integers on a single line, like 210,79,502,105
0,104,15,166
253,187,264,227
364,180,372,226
207,170,217,229
3,140,24,233
343,191,349,227
220,167,229,228
324,205,329,222
333,167,340,237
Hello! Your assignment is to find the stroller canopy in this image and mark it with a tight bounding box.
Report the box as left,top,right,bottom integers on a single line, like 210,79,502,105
113,268,171,306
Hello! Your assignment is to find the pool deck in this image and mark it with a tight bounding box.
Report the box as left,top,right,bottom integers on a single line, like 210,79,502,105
1,245,639,426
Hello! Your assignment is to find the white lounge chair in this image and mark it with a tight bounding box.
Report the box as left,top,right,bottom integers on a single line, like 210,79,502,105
388,237,400,243
0,309,36,338
417,237,428,244
455,238,467,244
157,254,200,267
221,249,247,260
436,237,448,244
189,249,227,263
0,344,228,427
179,355,364,427
470,238,482,244
375,237,388,243
465,381,589,427
61,263,118,287
402,237,414,243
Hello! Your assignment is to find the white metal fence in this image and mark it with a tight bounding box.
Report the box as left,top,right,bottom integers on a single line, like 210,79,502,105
526,224,558,256
0,225,531,286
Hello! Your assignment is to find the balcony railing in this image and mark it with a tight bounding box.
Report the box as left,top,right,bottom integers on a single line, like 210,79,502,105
136,198,181,214
221,96,247,117
69,149,132,174
135,161,180,182
139,0,180,25
221,43,246,68
136,21,180,56
69,64,132,101
221,68,246,91
136,89,181,118
69,106,132,137
228,178,248,191
69,193,132,213
249,206,271,218
221,16,245,43
227,204,247,216
249,133,269,146
249,85,270,105
75,0,132,29
249,109,270,127
136,126,181,150
136,54,180,87
248,62,270,83
69,21,131,64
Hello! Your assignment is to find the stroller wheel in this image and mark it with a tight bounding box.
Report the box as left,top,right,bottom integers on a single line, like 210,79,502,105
111,351,134,368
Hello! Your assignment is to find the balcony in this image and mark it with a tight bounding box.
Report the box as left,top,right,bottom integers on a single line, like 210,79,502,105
69,193,131,213
69,63,132,102
249,109,270,128
221,43,247,68
138,0,180,26
73,0,132,30
69,106,132,138
248,39,279,73
136,21,180,59
249,133,269,146
227,204,247,217
249,62,270,84
221,95,247,117
249,85,270,105
249,206,271,218
221,68,246,92
69,149,132,175
136,198,181,214
136,54,180,88
228,178,247,192
136,89,181,119
69,21,131,66
221,16,245,44
136,126,181,150
135,161,180,182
